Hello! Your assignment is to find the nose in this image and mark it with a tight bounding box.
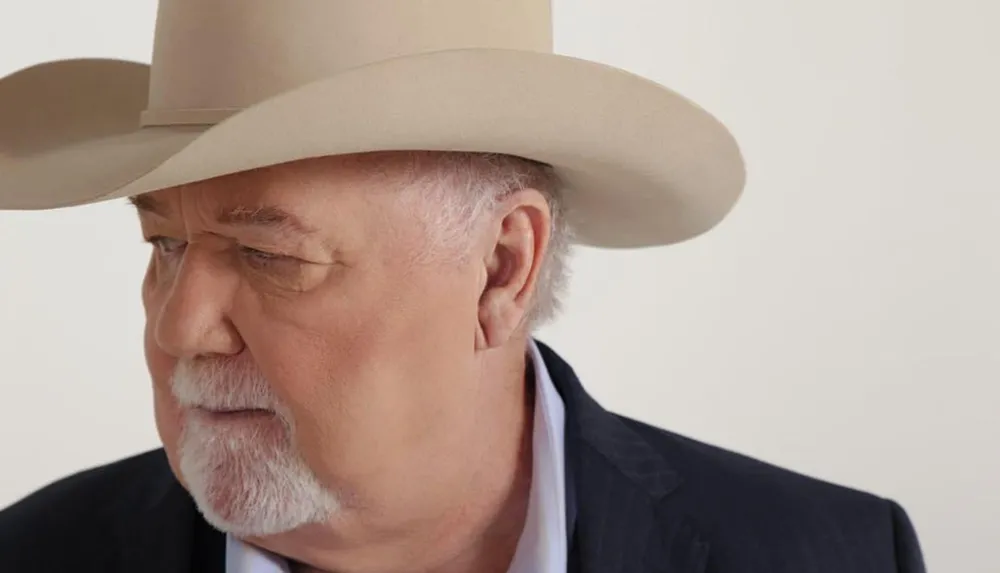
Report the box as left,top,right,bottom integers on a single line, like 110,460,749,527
153,246,244,359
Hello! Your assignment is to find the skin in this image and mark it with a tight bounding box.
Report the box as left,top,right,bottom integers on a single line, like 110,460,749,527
134,152,553,573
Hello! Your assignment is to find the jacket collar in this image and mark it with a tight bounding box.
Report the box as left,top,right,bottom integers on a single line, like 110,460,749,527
535,339,711,573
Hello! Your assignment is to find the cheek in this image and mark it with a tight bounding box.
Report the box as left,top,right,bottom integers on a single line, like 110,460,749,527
141,254,163,305
248,322,404,482
144,305,184,475
251,264,480,487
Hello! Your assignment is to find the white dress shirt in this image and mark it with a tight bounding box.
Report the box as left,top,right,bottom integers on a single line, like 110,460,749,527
226,340,568,573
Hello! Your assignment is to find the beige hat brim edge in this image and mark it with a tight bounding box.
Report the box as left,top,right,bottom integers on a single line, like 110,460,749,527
0,48,746,248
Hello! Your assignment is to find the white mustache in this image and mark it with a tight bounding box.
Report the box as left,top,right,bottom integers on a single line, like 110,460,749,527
171,358,277,412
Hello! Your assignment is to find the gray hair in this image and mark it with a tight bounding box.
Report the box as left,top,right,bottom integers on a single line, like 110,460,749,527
398,152,573,330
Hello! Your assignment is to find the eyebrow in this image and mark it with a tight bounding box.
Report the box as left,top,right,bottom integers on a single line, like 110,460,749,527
128,194,168,217
128,195,318,237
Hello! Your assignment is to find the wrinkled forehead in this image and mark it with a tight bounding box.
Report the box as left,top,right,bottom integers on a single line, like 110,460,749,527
128,152,450,261
143,152,421,208
126,154,445,259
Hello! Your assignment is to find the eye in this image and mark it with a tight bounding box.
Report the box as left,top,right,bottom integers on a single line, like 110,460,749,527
146,235,186,256
238,245,291,268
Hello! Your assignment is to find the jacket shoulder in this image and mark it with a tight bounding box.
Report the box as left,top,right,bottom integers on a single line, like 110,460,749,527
0,449,171,570
618,417,925,572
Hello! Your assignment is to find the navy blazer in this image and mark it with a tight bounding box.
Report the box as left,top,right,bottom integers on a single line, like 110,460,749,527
0,342,925,572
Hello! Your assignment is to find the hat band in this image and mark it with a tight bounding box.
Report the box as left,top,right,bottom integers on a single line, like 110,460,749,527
140,108,239,127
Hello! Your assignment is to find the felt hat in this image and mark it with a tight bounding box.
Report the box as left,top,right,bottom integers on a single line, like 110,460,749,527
0,0,746,247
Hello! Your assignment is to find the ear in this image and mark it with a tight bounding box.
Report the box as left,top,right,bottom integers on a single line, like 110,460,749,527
476,189,551,350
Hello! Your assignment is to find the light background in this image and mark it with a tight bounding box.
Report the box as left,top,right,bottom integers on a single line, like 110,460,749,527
1,1,996,571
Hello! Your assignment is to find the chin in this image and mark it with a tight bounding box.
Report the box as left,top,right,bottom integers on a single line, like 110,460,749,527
177,410,340,537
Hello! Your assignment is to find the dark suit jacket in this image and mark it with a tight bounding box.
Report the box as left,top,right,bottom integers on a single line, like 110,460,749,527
0,342,925,572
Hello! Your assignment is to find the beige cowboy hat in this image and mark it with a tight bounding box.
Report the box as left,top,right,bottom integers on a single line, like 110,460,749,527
0,0,746,248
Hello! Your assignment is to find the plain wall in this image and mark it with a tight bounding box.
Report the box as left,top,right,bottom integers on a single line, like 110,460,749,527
1,1,996,571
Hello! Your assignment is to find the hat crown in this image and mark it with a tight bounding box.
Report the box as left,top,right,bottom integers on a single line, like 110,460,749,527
147,0,553,115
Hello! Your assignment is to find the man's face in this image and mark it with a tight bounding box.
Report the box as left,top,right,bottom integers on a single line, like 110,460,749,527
136,154,490,536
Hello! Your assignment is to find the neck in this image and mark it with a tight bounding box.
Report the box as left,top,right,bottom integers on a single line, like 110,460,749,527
252,341,537,573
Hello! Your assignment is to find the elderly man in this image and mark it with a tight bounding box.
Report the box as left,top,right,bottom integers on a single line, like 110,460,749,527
0,1,924,572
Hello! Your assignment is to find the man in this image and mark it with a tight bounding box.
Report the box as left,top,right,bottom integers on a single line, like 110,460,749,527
0,1,924,572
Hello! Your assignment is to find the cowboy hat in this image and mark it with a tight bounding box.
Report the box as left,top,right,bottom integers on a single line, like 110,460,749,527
0,0,746,248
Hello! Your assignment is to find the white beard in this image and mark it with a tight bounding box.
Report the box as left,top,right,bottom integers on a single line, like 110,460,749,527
171,358,340,537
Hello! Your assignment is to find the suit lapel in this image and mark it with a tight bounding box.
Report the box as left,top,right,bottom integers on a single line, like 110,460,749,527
191,504,228,573
114,453,225,573
537,340,711,573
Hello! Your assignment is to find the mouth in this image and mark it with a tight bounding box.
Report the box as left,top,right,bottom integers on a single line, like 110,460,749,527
192,407,276,422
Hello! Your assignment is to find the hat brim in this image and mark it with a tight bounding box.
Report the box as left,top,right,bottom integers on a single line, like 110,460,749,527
0,48,745,248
